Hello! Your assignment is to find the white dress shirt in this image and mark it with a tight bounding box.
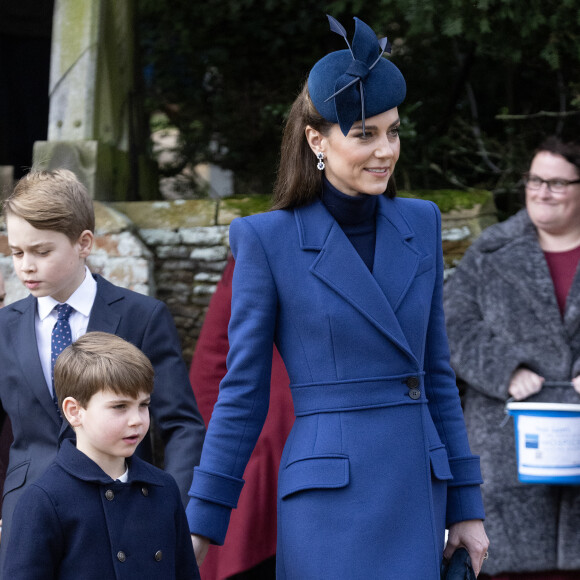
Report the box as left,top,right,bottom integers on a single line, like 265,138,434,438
36,267,97,394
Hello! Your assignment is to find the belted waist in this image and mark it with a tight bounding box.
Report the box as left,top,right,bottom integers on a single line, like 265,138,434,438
290,375,426,416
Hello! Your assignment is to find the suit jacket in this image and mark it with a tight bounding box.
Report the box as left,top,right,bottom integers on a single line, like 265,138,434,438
0,274,205,571
187,196,484,579
3,439,200,580
444,208,580,574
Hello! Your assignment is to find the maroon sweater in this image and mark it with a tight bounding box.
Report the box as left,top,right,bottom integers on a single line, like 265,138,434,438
544,245,580,316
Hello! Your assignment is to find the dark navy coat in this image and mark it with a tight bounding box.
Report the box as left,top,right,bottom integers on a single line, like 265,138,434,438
187,196,485,579
0,275,205,571
3,439,200,579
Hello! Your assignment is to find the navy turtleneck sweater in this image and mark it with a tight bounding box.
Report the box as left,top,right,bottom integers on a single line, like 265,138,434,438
321,177,378,271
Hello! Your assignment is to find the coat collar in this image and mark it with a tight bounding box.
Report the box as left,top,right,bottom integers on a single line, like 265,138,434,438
295,196,420,364
295,195,414,249
479,209,580,336
56,438,165,486
86,274,123,334
564,258,580,339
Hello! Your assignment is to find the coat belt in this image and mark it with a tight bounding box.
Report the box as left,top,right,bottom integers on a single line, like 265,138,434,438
290,375,425,416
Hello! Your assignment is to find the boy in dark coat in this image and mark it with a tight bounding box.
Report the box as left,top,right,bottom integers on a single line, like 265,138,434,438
3,332,200,580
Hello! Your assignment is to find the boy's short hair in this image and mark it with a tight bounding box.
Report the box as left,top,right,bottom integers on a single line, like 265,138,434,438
54,332,154,410
2,169,95,241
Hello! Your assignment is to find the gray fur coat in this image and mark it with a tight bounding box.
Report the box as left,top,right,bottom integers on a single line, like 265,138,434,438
443,209,580,575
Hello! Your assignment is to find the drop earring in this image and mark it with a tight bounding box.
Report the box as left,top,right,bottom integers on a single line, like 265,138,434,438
316,152,325,171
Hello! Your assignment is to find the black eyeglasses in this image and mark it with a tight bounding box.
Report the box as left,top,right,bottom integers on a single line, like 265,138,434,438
523,173,580,194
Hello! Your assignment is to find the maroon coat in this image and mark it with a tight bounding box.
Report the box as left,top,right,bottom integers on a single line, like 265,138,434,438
189,258,294,579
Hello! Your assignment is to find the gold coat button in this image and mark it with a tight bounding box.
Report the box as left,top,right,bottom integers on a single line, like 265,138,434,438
105,489,114,501
154,550,163,562
117,551,126,562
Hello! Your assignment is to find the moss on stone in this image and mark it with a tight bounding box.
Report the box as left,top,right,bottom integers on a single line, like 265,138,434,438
220,195,272,217
399,189,492,213
219,190,492,216
112,199,218,228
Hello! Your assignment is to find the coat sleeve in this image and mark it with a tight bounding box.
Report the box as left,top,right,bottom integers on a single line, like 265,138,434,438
3,485,62,579
423,202,485,526
186,217,277,543
140,300,206,507
443,239,543,400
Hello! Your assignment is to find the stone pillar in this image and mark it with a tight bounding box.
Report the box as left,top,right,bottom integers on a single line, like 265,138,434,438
33,0,157,201
0,166,13,200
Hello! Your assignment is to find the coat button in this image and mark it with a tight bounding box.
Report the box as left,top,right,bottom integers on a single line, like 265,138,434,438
117,551,126,562
408,388,421,400
141,487,149,497
154,550,163,562
105,489,115,501
406,376,420,389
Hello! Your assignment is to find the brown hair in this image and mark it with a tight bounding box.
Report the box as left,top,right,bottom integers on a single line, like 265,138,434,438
535,136,580,176
271,82,397,211
54,332,154,411
2,169,95,241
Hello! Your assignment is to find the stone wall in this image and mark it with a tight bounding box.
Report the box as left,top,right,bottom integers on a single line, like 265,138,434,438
0,193,497,366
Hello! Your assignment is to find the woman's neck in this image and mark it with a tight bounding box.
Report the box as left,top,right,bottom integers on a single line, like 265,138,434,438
537,227,580,252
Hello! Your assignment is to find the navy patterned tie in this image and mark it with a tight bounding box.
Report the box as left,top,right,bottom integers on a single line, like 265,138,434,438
50,303,74,413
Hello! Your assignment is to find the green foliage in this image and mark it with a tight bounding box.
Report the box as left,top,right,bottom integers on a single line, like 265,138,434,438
138,0,332,195
399,189,492,213
138,0,580,211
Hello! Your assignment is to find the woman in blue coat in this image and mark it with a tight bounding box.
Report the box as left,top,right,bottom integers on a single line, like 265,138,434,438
187,15,489,579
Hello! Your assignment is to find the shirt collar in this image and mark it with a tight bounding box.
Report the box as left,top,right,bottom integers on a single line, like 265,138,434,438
37,267,97,321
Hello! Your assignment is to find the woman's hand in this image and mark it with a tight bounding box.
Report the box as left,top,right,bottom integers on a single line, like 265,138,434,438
508,368,544,400
444,519,489,576
191,534,210,567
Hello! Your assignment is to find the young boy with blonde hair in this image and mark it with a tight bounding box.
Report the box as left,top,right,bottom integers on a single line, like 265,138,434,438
3,332,200,579
0,169,205,570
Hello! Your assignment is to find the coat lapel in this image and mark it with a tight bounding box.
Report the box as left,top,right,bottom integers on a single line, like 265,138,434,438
86,275,122,334
563,255,580,339
372,197,422,312
487,234,562,332
296,200,417,363
11,296,61,426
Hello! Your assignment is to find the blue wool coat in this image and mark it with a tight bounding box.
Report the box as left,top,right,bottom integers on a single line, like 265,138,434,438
187,196,485,579
3,439,200,579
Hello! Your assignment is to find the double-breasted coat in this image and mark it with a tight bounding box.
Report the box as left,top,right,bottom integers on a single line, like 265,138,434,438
187,196,485,579
3,439,200,579
443,209,580,575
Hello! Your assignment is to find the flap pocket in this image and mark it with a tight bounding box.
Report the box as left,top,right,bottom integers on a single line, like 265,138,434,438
429,446,453,481
3,460,30,497
280,455,349,500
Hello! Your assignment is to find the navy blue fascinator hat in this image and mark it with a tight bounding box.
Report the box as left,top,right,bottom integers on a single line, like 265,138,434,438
308,15,406,136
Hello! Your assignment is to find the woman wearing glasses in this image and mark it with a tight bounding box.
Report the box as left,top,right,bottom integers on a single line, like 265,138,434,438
444,136,580,579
